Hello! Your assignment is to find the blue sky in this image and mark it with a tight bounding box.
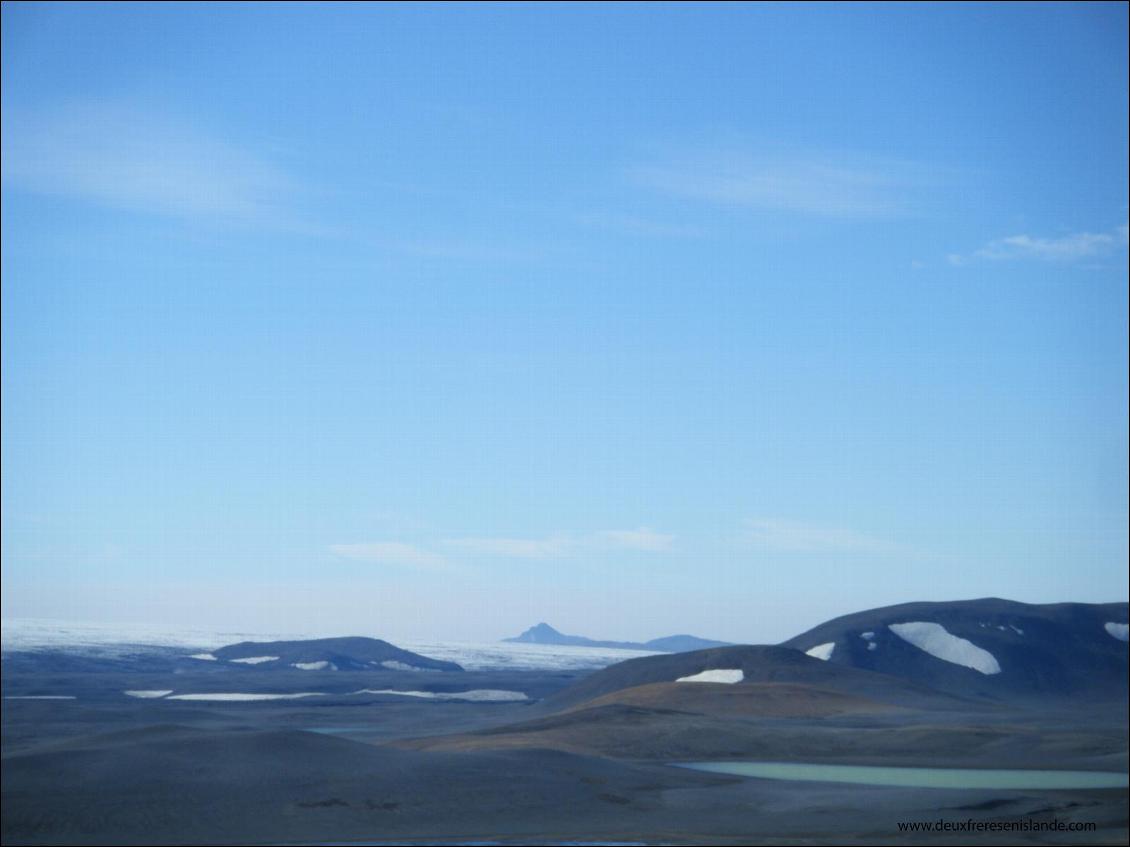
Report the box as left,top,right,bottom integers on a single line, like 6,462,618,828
2,2,1127,643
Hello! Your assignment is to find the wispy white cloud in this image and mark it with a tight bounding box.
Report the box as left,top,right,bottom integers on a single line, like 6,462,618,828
441,535,573,559
596,527,675,552
949,223,1129,265
439,527,677,560
743,518,904,555
629,146,927,218
1,102,307,229
1,101,554,257
328,542,448,570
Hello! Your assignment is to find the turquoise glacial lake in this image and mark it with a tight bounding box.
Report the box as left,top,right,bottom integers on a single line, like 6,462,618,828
678,761,1129,790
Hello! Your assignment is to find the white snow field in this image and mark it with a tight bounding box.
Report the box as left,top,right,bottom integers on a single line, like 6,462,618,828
0,619,299,655
166,692,325,701
228,656,278,665
1,619,659,672
293,661,333,670
351,688,528,702
1104,622,1129,642
805,642,835,661
888,622,1001,675
675,669,744,684
124,690,173,698
397,639,660,671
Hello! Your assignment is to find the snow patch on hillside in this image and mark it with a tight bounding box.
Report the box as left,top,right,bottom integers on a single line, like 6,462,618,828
805,642,835,661
889,622,1001,675
1105,622,1129,642
166,692,324,701
293,661,333,670
228,656,278,665
124,690,173,698
380,660,436,671
675,669,744,684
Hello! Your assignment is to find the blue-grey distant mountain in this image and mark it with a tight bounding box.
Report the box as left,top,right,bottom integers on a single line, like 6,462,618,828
202,636,463,672
503,623,731,653
644,634,733,653
782,598,1128,701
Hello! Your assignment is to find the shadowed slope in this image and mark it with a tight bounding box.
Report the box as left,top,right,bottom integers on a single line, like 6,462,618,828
573,680,897,718
544,645,967,712
0,724,718,845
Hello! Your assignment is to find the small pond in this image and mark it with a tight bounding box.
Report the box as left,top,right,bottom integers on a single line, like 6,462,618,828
677,761,1129,790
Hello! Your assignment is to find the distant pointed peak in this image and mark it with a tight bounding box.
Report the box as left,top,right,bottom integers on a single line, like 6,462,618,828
521,622,564,641
503,622,571,644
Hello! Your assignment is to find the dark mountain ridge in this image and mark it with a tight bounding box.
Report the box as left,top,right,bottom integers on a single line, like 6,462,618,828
781,597,1128,700
207,636,463,672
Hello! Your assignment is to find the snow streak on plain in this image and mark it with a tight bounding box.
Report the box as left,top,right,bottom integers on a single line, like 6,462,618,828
351,689,529,702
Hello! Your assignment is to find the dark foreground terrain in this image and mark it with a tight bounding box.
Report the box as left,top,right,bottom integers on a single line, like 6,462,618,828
3,658,1127,845
5,602,1128,845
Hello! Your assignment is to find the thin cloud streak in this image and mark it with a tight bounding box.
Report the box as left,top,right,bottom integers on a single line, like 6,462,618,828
328,542,449,570
446,529,677,558
629,146,929,218
743,517,907,555
597,527,675,552
1,102,307,229
949,223,1129,265
2,101,553,256
441,536,573,559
